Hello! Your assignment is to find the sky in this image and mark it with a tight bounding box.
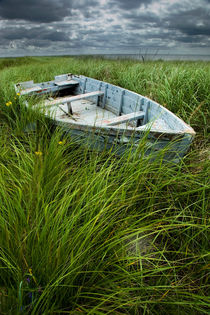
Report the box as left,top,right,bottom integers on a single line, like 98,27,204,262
0,0,210,57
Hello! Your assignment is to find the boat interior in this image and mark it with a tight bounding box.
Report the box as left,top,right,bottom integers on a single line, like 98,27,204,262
16,77,147,129
15,74,193,134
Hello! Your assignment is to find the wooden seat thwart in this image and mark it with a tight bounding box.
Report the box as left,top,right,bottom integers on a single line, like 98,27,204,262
54,80,79,86
44,91,104,107
20,86,42,95
100,111,145,126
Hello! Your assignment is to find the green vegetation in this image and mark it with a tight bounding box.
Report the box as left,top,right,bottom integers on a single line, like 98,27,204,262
0,57,209,314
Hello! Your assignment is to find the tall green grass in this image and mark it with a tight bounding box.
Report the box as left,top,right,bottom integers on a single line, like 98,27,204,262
0,57,209,314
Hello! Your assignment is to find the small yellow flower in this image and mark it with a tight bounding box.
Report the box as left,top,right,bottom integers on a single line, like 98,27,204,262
35,151,42,156
16,92,20,96
6,102,10,106
14,97,17,100
58,140,66,145
29,268,33,275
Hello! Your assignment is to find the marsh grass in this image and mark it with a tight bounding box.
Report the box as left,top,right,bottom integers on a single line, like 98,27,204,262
0,57,209,314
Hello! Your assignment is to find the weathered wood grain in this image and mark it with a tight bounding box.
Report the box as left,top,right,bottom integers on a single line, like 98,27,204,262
44,91,104,107
54,80,79,86
20,86,42,95
14,73,195,162
100,111,145,126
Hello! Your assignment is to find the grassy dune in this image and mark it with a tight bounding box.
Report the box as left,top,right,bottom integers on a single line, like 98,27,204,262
0,57,209,314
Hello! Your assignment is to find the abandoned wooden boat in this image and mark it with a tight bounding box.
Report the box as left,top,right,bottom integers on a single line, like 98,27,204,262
14,73,195,161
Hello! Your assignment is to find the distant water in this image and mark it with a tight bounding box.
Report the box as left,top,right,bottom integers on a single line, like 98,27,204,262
1,53,209,61
98,54,210,61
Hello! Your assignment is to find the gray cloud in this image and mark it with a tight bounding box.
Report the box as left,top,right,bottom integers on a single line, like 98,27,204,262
122,11,160,29
166,8,210,37
0,0,209,56
118,3,210,46
1,26,70,42
110,0,154,10
0,0,100,22
0,0,72,22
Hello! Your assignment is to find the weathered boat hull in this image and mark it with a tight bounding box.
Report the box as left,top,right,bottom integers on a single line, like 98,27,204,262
15,73,195,162
56,120,194,162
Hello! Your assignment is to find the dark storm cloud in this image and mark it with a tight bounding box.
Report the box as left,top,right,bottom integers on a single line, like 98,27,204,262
74,0,99,9
117,3,210,46
175,35,203,43
0,0,210,55
1,26,70,42
122,11,160,29
0,0,72,22
166,8,210,37
110,0,154,10
0,0,99,22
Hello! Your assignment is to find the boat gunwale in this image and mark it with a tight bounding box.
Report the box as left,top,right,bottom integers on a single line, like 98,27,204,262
76,74,195,136
15,74,196,137
54,118,192,140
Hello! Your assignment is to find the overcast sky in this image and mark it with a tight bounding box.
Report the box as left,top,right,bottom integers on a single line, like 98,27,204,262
0,0,210,57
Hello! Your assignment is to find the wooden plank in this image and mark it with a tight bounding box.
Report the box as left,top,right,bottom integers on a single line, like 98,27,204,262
118,89,125,115
54,80,79,86
102,84,108,108
20,85,42,95
97,82,103,106
100,111,145,126
44,91,104,107
82,78,87,94
16,80,34,89
136,98,144,127
143,100,150,125
98,82,102,90
67,102,73,115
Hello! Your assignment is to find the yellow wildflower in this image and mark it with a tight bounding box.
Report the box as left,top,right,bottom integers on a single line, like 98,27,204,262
16,92,20,96
35,151,42,156
58,140,64,145
6,101,12,106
